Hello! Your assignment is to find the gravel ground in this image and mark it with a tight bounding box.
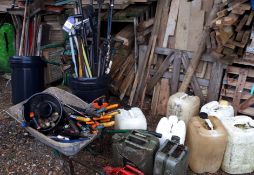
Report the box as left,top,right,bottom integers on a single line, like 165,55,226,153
0,76,252,175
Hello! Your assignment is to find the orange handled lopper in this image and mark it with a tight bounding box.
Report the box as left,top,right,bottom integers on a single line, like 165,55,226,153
92,111,119,121
93,115,113,121
92,121,115,129
96,104,119,114
70,115,91,122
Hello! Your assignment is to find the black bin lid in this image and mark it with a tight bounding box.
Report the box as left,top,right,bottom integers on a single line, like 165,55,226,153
9,56,45,65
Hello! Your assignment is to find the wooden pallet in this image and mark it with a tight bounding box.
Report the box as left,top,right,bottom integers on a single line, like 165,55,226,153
220,65,254,117
42,47,64,85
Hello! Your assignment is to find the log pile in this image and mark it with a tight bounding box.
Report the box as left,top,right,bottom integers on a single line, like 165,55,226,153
210,0,253,63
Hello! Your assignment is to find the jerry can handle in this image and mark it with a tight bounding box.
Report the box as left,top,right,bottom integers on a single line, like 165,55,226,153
125,135,148,150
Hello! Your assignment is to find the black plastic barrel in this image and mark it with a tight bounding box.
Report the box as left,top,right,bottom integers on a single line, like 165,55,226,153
69,75,110,103
9,56,45,104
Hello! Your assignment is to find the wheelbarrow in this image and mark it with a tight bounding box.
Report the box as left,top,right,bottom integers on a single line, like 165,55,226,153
5,87,102,174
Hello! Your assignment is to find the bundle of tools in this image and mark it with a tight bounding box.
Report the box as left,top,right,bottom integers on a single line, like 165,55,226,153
63,0,115,78
23,93,120,143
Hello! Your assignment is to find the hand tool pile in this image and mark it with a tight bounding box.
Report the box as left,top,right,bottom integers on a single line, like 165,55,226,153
63,0,115,79
13,0,47,57
25,94,120,143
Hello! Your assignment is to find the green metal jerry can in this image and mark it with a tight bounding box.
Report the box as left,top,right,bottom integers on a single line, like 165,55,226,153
112,130,160,175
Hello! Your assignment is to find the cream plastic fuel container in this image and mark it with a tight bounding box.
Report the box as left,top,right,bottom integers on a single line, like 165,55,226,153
200,100,234,120
114,107,147,130
186,113,228,174
156,116,186,146
167,92,200,125
153,136,189,175
221,116,254,174
112,130,159,175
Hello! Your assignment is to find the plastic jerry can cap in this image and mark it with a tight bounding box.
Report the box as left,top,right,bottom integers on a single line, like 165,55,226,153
171,135,180,144
199,112,208,119
219,100,229,107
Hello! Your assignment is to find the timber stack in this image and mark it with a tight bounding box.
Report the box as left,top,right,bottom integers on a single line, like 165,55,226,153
210,0,254,64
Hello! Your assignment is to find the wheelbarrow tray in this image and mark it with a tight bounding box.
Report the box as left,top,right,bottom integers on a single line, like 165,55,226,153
6,87,97,156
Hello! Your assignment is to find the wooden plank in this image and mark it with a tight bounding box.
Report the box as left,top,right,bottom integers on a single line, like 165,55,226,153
236,14,249,32
171,52,182,94
179,4,219,92
239,96,254,110
174,0,191,50
157,0,171,46
225,77,253,90
182,54,205,102
129,45,146,104
246,11,254,26
227,66,254,77
232,68,249,111
150,70,210,87
202,0,214,11
187,0,205,52
196,61,208,79
152,46,215,62
119,66,135,100
157,78,170,115
115,54,134,81
115,24,134,47
210,31,217,48
151,82,160,115
129,0,164,105
147,52,175,92
138,34,158,104
204,62,213,80
168,36,176,49
137,18,154,32
163,0,180,47
238,107,254,117
207,60,225,101
221,89,252,100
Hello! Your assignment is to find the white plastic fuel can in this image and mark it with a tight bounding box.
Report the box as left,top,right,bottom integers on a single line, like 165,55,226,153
114,107,147,130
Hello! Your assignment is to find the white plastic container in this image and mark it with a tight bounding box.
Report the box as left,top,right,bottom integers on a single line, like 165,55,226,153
221,116,254,174
114,107,147,130
167,92,200,125
156,116,186,146
200,100,234,120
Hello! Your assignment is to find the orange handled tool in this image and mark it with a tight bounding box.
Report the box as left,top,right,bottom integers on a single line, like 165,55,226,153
101,121,115,127
93,115,113,121
92,121,115,130
70,115,91,122
104,111,120,116
86,121,96,125
100,119,111,123
29,112,41,130
96,104,119,114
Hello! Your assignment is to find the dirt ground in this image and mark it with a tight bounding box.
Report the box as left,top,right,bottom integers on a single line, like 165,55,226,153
0,76,251,175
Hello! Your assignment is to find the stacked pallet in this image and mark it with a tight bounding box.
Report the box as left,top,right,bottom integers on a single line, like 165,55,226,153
243,23,254,64
43,14,66,44
220,65,254,117
210,0,253,63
